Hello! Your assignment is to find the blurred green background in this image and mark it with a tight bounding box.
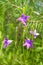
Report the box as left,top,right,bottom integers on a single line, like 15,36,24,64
0,0,43,65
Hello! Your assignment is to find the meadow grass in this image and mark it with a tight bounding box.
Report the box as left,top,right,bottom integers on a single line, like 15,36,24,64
0,0,43,65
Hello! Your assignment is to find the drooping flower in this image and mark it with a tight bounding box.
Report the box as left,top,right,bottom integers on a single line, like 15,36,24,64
17,14,30,26
3,37,13,48
23,39,33,49
29,29,39,38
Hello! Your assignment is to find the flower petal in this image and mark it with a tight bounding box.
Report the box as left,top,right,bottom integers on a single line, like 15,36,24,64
22,21,26,26
36,33,39,35
29,30,33,34
23,43,27,46
7,40,13,44
17,17,22,21
26,44,30,49
3,44,7,48
33,29,37,34
17,14,30,26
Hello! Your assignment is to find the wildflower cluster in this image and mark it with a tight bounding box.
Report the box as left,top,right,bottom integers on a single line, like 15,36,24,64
3,14,39,49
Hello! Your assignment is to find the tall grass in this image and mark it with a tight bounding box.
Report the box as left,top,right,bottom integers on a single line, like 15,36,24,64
0,0,43,65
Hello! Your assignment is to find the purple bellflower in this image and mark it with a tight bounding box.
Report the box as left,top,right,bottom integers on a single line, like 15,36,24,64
29,29,39,38
3,37,13,48
23,39,33,49
17,14,30,26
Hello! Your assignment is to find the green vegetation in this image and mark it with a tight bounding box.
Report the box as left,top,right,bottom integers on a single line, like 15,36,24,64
0,0,43,65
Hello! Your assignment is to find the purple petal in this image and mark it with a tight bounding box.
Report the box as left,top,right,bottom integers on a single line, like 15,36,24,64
17,17,26,26
17,14,30,26
21,14,24,17
34,35,37,38
21,14,30,19
17,17,22,21
3,39,8,45
26,44,30,49
23,39,33,49
3,44,7,48
3,38,13,48
25,16,30,19
25,39,30,44
7,40,13,45
21,20,26,26
23,43,27,46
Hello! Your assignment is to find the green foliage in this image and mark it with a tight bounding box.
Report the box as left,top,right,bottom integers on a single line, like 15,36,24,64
0,0,43,65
